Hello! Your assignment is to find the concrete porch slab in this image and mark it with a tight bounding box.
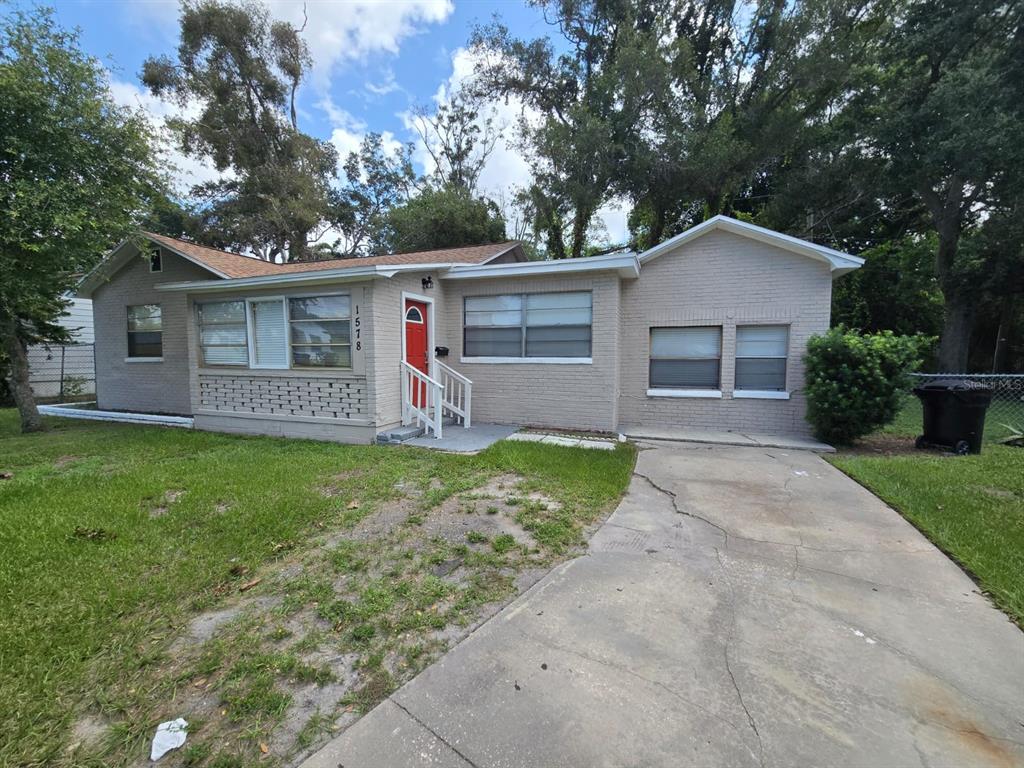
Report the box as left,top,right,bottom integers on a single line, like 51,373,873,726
619,424,834,453
402,423,519,453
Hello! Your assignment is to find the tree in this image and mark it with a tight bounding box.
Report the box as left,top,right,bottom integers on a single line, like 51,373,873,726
0,9,159,432
330,133,418,257
376,186,507,254
142,0,338,261
470,0,659,258
409,89,500,194
855,0,1024,371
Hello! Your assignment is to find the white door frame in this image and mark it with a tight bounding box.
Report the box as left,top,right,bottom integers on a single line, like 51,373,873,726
400,290,435,377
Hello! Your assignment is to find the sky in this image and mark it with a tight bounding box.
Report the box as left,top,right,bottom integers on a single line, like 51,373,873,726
27,0,630,246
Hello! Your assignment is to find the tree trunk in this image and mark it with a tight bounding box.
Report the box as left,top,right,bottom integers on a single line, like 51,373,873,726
991,296,1016,373
936,292,974,373
2,321,44,433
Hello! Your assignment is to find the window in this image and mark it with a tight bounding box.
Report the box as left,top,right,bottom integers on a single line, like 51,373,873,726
289,295,351,368
127,304,162,358
464,292,592,359
406,306,423,323
649,327,721,389
198,301,247,366
735,325,788,391
149,248,162,273
250,299,288,368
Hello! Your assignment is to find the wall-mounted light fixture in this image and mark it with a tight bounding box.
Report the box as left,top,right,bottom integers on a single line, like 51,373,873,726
421,275,434,290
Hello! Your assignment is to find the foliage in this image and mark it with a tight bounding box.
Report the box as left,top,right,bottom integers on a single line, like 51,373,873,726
804,328,928,444
0,8,160,431
409,88,499,194
831,236,943,339
142,0,337,262
377,185,507,254
330,133,417,257
470,0,653,258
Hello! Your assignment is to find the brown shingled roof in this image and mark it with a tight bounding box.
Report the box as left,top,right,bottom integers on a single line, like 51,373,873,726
145,232,519,279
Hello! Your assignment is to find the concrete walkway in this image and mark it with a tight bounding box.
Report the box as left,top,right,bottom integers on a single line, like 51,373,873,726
302,442,1024,768
403,424,519,452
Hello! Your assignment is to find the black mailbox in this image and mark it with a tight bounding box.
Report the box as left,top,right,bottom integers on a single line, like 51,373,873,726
435,346,450,358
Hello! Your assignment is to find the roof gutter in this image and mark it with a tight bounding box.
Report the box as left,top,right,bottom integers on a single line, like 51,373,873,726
154,261,461,293
442,251,640,280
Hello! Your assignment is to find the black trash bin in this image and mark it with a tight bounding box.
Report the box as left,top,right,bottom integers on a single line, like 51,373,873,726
912,379,993,455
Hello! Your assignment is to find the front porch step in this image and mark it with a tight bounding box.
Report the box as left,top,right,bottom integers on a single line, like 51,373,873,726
376,425,425,444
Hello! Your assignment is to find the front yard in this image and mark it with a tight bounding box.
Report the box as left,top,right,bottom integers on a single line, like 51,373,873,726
0,411,635,767
829,399,1024,626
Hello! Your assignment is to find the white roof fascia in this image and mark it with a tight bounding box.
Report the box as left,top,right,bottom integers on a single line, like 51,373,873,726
637,215,864,276
443,251,641,281
154,261,462,293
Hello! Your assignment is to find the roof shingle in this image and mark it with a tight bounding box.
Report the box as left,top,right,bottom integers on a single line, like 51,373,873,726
144,232,519,279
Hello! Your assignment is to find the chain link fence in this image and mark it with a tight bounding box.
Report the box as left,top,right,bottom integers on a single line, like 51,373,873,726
909,373,1024,442
27,343,95,402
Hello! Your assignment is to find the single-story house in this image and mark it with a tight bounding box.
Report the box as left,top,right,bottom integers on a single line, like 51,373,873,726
76,216,863,442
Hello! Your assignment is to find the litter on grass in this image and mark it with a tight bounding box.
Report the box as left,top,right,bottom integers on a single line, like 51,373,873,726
150,718,188,761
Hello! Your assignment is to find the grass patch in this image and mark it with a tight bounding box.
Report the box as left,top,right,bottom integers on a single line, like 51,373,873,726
0,411,635,766
831,402,1024,625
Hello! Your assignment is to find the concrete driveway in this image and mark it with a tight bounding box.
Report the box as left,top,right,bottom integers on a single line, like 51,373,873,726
303,441,1024,768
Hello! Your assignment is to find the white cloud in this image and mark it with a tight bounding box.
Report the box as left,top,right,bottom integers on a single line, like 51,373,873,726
365,69,403,96
107,77,227,196
319,97,403,165
267,0,453,92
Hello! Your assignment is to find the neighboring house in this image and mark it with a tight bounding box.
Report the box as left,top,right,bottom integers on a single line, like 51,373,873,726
76,217,863,441
27,296,96,400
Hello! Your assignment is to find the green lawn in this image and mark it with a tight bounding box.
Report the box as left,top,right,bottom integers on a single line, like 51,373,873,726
0,411,635,767
884,392,1018,443
830,401,1024,625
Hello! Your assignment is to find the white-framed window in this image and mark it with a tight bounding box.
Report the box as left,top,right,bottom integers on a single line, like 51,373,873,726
735,325,789,391
248,298,288,368
198,301,248,366
463,291,592,359
649,327,721,389
289,295,352,368
127,304,162,358
405,306,424,323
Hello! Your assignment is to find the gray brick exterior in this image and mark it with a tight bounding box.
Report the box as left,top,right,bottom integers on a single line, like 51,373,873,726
92,245,214,414
197,373,367,420
616,229,832,437
438,273,621,432
89,227,837,442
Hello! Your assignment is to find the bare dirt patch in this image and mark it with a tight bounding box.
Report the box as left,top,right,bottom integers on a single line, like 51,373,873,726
148,488,187,518
96,465,613,768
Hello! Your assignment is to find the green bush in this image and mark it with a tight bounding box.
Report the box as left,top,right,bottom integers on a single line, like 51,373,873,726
804,328,928,445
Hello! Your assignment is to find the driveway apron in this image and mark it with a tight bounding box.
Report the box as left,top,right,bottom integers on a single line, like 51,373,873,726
303,441,1024,768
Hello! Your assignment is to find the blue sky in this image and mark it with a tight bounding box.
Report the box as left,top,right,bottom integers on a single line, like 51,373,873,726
19,0,628,243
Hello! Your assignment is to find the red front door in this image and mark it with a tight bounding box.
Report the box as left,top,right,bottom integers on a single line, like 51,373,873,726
404,299,429,406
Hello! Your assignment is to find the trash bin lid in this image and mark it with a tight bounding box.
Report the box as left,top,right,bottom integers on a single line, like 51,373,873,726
914,378,992,393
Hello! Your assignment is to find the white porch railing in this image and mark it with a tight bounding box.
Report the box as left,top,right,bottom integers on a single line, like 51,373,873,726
436,360,472,428
401,360,445,439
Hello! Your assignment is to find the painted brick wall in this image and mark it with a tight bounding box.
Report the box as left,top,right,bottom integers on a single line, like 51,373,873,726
92,246,214,414
197,373,367,420
439,273,622,432
617,229,833,437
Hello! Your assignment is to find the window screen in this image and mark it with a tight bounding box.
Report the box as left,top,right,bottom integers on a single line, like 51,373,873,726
464,292,592,358
198,301,247,365
289,295,352,368
127,304,162,358
649,327,721,389
735,325,788,391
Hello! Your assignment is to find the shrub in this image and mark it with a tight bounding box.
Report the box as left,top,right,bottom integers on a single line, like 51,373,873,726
804,328,928,445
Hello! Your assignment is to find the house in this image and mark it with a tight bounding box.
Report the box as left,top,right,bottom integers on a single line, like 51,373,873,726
27,296,96,400
75,216,863,442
